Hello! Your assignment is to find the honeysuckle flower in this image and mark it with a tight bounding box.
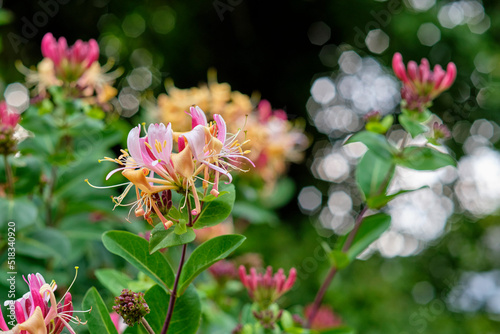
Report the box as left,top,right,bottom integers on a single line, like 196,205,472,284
110,312,128,334
392,52,457,112
0,271,86,334
41,33,99,80
181,107,254,198
156,77,309,190
0,102,20,156
88,123,179,228
0,102,20,131
239,265,297,309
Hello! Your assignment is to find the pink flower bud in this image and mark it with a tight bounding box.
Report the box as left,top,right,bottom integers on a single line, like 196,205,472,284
392,52,408,83
407,61,419,82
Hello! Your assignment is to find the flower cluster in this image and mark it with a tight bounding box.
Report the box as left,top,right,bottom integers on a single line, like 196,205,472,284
0,102,20,155
18,33,120,105
238,265,297,309
392,52,457,112
112,289,150,326
90,106,252,228
156,75,308,188
0,272,84,334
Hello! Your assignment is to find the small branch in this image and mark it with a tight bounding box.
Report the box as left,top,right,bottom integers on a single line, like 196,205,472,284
160,242,188,334
306,206,368,328
3,154,14,198
141,317,155,334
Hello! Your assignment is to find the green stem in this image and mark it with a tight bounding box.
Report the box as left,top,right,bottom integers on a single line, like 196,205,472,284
161,242,187,334
306,206,368,328
161,200,193,334
3,154,14,198
141,317,155,334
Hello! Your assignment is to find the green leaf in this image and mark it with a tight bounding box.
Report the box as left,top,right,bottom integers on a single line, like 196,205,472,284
329,250,350,270
16,228,71,264
141,284,201,334
10,156,42,194
346,213,391,260
174,220,188,235
149,224,196,254
82,287,119,334
0,196,38,231
398,146,456,171
193,184,235,228
366,187,428,209
95,269,133,296
15,230,69,268
399,113,428,138
346,131,396,160
102,231,175,292
178,234,246,294
355,150,395,201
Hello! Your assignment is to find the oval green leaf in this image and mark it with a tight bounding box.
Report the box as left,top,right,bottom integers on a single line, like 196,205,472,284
82,287,119,334
102,231,175,292
178,234,246,295
346,213,391,260
141,284,201,334
193,184,235,229
149,224,196,254
346,131,396,160
398,146,456,171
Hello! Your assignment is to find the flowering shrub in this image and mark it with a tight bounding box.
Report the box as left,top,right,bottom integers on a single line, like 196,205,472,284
0,30,461,334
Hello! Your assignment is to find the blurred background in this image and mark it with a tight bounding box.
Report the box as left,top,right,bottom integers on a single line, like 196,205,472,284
1,0,500,333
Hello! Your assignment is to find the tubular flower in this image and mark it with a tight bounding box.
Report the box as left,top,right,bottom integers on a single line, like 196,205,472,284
181,106,254,199
239,265,297,309
156,75,309,189
18,33,120,103
392,52,457,112
89,123,179,228
0,271,86,334
41,33,99,80
0,102,20,155
89,106,253,228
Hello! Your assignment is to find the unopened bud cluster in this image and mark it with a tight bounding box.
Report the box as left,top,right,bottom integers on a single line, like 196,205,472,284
392,52,456,112
239,265,297,309
113,289,150,326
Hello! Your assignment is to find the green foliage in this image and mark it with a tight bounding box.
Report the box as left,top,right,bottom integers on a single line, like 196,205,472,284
149,223,196,254
343,213,391,261
82,287,119,334
194,183,236,228
346,131,396,160
178,234,246,295
355,150,395,203
397,147,456,170
95,269,134,297
102,231,175,292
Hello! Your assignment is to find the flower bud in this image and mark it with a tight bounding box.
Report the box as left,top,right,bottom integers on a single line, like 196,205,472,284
113,289,150,326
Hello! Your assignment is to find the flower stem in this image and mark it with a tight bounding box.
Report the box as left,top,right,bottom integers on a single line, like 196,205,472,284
161,200,193,334
161,243,187,334
3,154,14,198
306,205,368,328
141,317,155,334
